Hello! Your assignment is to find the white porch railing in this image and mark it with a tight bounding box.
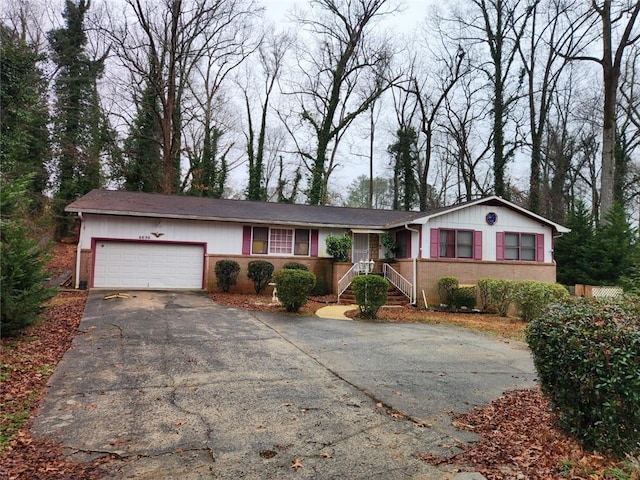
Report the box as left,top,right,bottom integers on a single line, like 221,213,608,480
337,263,359,302
383,263,414,304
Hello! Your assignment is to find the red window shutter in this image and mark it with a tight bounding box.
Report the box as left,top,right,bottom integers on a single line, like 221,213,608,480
430,228,439,258
496,232,505,261
310,229,319,257
473,231,482,260
242,226,252,255
536,233,545,262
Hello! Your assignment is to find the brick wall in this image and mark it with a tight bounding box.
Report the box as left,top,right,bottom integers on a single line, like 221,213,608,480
416,259,557,307
206,255,333,295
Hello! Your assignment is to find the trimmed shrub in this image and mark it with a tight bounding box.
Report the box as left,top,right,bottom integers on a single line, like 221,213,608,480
486,279,514,317
451,286,477,309
273,269,316,312
437,276,459,306
526,297,640,457
247,260,274,294
512,280,569,322
477,278,491,311
214,260,240,292
325,234,352,262
281,262,308,271
352,275,389,319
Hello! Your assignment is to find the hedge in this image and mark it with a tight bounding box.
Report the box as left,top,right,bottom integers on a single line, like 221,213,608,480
526,297,640,457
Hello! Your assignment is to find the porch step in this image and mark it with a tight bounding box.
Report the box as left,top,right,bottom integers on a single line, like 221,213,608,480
339,283,409,306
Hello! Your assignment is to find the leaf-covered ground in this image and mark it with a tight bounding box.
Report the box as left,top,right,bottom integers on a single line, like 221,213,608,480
1,245,636,479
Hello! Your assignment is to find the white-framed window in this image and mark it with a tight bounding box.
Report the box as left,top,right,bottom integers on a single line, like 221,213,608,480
439,229,473,259
250,227,311,256
504,233,536,261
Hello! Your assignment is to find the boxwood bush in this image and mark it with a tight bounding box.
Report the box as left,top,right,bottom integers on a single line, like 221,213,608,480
247,260,274,294
352,275,389,319
485,279,514,316
451,286,477,309
526,297,640,457
215,260,240,292
437,276,459,306
273,269,316,312
511,280,569,322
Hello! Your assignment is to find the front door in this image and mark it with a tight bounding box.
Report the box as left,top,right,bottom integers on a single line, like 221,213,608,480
352,233,370,266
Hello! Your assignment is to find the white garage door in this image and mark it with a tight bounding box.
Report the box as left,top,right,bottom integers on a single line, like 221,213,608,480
93,241,204,289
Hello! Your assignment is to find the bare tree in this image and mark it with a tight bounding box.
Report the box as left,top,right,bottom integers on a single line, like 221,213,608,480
290,0,398,205
1,0,49,51
407,44,468,210
564,1,640,219
450,0,537,198
617,45,640,218
106,0,260,194
516,0,586,214
441,77,493,202
240,30,291,201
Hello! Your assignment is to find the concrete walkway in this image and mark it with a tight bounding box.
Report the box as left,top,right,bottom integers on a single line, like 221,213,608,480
314,304,357,320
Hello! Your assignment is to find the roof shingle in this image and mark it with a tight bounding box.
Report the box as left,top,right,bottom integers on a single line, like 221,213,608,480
66,189,426,228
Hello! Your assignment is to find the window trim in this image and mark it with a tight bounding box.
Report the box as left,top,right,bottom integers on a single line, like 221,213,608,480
497,232,544,262
430,228,482,260
243,226,318,257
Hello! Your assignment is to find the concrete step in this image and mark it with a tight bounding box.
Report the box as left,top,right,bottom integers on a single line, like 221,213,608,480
339,283,410,306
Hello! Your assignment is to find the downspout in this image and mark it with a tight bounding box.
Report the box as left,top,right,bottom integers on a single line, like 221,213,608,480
405,224,420,305
74,212,83,289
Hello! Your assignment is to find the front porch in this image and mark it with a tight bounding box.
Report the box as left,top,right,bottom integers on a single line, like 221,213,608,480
334,260,415,306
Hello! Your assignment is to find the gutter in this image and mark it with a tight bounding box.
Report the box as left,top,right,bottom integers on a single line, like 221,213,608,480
405,224,420,305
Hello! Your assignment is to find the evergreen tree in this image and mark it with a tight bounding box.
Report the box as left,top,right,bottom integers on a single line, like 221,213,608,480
48,0,115,238
555,201,597,285
121,79,163,192
592,203,637,285
0,177,56,335
388,126,419,211
0,25,50,211
276,156,301,204
187,126,228,198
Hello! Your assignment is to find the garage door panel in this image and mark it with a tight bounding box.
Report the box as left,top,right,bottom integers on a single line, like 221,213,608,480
93,242,204,289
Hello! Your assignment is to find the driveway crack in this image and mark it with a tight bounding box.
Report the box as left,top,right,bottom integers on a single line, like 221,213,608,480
252,314,430,428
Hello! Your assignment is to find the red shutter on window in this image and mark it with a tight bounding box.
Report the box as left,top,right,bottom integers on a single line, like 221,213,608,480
310,229,319,257
430,228,439,258
496,232,505,261
536,233,545,262
473,231,482,260
242,226,252,255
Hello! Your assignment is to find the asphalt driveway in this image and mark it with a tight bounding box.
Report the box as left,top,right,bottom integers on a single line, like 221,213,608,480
33,291,536,479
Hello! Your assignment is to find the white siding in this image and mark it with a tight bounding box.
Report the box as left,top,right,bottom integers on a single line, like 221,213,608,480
79,214,337,258
422,204,553,262
80,214,243,254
